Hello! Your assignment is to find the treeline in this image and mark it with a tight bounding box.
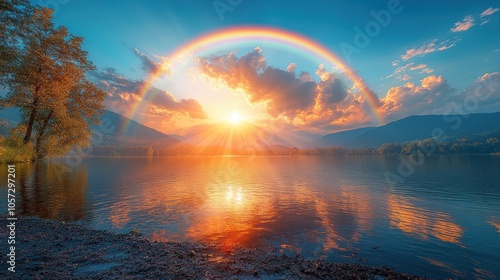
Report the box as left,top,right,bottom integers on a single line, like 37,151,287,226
91,145,292,156
291,129,500,156
304,137,500,156
374,137,500,155
87,136,500,157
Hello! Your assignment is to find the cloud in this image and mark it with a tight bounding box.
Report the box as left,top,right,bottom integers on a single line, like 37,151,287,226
198,48,316,119
480,7,499,17
409,64,426,71
451,72,500,113
479,7,498,25
380,76,455,120
480,20,490,26
380,72,500,121
197,48,378,131
258,67,318,117
133,48,170,76
418,68,434,75
400,74,411,81
451,15,475,32
401,38,458,61
385,62,433,81
90,67,207,127
316,66,348,104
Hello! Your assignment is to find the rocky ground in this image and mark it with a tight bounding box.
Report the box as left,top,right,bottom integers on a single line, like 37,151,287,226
0,215,431,279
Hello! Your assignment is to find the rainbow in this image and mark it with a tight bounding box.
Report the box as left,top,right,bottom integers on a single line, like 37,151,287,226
130,26,383,128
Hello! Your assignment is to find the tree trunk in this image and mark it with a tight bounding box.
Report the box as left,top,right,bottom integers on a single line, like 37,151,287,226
23,97,38,144
35,109,53,158
24,72,42,144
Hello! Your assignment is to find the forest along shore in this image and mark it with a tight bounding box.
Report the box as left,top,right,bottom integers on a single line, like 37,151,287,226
0,215,430,279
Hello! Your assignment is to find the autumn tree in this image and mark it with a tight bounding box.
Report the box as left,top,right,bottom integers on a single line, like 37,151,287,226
0,0,31,80
0,3,106,160
33,79,105,157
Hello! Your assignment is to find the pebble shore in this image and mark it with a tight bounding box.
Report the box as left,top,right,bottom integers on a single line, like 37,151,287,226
0,215,431,279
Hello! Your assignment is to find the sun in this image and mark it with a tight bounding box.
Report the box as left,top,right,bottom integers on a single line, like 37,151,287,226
229,111,243,124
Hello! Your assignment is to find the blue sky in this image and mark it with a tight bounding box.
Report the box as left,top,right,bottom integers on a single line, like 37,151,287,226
30,0,500,134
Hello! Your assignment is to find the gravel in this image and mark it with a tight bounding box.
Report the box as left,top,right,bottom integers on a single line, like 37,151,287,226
0,215,431,279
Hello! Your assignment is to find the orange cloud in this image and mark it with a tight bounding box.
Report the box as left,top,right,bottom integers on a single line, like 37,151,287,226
451,15,475,32
421,75,445,88
379,72,500,122
91,67,207,133
480,7,499,17
286,62,297,72
197,48,377,132
385,62,434,81
133,48,170,75
379,75,454,121
401,39,458,61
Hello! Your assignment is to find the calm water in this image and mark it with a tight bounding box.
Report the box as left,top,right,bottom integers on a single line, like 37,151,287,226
1,155,499,279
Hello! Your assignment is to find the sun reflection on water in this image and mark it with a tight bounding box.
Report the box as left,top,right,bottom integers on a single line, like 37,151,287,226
226,185,243,205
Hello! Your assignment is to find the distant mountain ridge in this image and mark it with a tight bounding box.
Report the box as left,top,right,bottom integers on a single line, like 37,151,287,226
316,127,375,148
98,110,180,147
3,108,500,150
318,112,500,148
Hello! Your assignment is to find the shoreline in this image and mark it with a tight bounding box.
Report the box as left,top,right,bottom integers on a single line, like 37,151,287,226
0,215,430,279
3,153,497,165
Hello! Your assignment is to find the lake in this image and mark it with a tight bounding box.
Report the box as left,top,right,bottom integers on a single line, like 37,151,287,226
1,155,499,279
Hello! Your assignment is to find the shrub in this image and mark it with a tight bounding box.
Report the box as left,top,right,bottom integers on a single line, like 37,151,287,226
0,127,36,163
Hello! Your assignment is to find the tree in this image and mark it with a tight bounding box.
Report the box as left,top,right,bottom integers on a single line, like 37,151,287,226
377,143,402,155
146,147,154,156
288,147,299,155
0,0,31,81
1,4,106,160
33,80,105,157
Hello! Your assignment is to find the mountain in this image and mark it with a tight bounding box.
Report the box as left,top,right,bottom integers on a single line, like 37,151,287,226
316,127,375,147
97,110,180,147
318,112,500,148
0,108,180,147
4,108,499,151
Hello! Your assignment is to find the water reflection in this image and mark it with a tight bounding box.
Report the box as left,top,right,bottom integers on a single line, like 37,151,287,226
489,218,500,234
185,183,272,247
422,257,463,277
387,194,463,244
1,155,499,279
12,162,89,221
99,156,380,256
109,201,130,228
474,267,496,279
